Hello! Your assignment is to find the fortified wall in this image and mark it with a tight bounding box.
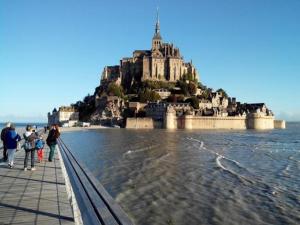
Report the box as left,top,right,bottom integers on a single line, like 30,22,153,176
126,118,162,129
165,110,284,129
126,112,285,130
274,120,286,129
165,114,248,129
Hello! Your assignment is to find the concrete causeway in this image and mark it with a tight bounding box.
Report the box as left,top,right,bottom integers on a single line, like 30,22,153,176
0,144,74,225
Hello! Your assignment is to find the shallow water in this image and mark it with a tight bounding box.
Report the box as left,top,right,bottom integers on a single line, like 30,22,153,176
61,123,300,225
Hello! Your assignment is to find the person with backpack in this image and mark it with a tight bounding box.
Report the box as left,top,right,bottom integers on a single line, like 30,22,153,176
5,123,21,168
23,125,38,171
1,122,11,161
35,135,45,163
46,124,60,162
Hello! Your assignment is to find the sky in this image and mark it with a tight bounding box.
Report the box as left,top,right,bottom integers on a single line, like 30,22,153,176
0,0,299,122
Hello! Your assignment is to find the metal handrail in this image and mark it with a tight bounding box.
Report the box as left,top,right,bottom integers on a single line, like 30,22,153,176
58,137,134,225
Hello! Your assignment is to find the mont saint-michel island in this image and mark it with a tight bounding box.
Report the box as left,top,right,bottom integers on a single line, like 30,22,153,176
48,16,285,130
1,2,300,225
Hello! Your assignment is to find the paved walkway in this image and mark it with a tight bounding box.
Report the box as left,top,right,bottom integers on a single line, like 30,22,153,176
0,144,74,225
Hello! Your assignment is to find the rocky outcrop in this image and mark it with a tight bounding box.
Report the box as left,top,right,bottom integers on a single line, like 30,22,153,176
90,95,124,125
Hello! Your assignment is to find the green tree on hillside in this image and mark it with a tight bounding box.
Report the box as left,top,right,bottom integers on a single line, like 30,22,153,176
197,82,207,90
139,89,161,103
143,80,176,90
216,88,228,98
185,96,199,109
72,93,96,121
176,80,189,96
167,94,185,103
200,88,213,99
187,82,197,95
107,83,124,98
182,72,196,82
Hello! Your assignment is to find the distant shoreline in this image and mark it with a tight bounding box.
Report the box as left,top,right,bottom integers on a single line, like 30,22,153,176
59,125,113,132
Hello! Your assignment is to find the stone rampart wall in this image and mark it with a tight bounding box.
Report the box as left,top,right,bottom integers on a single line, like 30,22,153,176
126,118,155,129
167,116,247,129
188,116,248,129
126,115,284,130
165,114,277,130
274,120,286,129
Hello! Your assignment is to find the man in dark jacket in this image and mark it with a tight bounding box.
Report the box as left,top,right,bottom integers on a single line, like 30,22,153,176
46,124,60,162
5,124,21,168
1,122,11,161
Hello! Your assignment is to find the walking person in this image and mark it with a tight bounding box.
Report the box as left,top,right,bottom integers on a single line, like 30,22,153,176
23,125,38,171
36,135,45,163
5,124,21,168
46,124,60,162
1,122,11,161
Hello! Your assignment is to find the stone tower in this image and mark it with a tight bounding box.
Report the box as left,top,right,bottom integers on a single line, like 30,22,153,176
152,8,162,50
104,8,199,87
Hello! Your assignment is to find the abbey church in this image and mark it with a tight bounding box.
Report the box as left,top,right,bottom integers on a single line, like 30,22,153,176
101,13,199,88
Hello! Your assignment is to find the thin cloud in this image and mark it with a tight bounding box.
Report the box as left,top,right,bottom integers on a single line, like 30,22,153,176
277,111,300,122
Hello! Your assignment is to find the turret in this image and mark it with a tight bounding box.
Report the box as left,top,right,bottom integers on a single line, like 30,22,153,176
165,106,177,129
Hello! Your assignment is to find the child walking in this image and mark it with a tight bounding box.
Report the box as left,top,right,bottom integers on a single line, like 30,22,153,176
36,135,45,163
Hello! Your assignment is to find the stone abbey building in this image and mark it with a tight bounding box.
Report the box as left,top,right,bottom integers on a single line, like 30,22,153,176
101,14,199,88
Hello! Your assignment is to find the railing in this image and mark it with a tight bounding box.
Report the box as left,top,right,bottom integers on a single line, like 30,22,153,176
58,138,134,225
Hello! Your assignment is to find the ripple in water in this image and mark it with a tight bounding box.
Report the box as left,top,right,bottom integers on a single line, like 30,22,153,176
61,123,300,225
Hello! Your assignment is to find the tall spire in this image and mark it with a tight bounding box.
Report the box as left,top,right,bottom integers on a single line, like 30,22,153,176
153,7,162,40
155,7,160,34
152,7,162,50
